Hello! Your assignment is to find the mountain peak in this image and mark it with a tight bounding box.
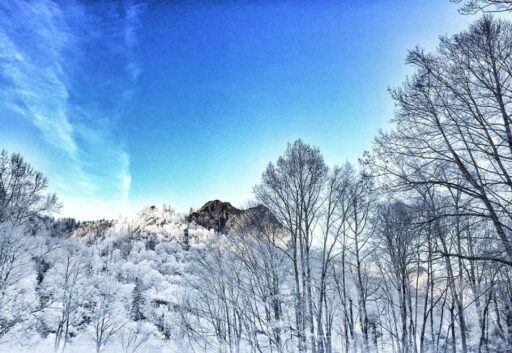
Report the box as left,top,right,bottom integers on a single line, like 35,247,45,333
187,200,242,233
186,200,280,234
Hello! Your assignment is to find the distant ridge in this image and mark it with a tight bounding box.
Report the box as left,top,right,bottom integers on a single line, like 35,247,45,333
68,200,280,238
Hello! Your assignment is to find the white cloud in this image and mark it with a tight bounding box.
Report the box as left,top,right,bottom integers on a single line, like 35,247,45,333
0,1,144,220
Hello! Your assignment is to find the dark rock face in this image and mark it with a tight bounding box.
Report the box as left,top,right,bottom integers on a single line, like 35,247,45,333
187,200,280,234
187,200,242,233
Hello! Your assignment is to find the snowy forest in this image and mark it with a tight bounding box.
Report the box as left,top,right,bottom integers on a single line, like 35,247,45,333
4,1,512,353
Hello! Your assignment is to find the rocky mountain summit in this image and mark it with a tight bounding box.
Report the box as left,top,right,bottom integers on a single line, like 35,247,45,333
187,200,278,233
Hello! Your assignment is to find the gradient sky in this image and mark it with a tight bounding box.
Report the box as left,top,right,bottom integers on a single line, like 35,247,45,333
0,0,490,219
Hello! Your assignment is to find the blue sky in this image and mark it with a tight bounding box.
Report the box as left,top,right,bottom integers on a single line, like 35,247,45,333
0,0,485,219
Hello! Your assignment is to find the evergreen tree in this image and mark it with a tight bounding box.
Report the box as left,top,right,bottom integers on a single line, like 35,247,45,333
131,278,145,322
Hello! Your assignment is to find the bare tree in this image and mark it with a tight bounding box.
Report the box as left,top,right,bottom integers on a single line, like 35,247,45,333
0,150,58,226
120,322,155,353
45,245,93,353
452,0,512,13
255,139,328,353
375,201,423,353
374,16,512,267
0,150,59,339
90,276,126,353
229,206,291,353
314,163,354,353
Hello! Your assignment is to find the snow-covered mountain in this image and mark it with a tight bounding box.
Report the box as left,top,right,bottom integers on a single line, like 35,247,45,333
71,200,279,243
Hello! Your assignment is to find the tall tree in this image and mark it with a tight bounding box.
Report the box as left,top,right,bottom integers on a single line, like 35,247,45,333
255,139,328,353
0,150,58,226
374,16,512,267
0,150,59,338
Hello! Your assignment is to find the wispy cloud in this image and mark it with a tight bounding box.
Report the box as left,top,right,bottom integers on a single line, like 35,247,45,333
0,1,144,219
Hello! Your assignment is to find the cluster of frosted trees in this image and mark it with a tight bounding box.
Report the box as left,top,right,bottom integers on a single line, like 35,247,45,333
0,150,214,352
181,15,512,353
